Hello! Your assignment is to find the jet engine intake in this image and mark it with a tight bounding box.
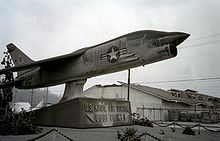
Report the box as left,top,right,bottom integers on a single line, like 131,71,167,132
156,45,177,58
169,46,177,57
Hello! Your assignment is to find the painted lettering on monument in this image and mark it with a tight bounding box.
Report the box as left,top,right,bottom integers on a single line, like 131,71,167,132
83,102,130,123
84,103,107,112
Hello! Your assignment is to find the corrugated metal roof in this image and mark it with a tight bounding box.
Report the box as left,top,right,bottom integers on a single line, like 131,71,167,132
118,81,218,107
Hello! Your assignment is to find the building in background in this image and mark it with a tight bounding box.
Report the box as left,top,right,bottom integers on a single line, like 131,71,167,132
84,82,220,122
12,102,31,113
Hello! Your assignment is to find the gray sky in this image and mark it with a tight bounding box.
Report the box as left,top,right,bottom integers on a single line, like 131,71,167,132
1,0,220,97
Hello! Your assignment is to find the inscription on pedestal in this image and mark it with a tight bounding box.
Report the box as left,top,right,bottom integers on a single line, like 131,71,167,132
82,99,132,126
32,97,132,128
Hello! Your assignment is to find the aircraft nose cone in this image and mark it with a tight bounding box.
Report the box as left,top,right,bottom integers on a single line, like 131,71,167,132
168,32,190,47
177,32,190,41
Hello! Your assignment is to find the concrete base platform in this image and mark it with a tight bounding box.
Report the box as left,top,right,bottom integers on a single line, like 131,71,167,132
31,97,132,128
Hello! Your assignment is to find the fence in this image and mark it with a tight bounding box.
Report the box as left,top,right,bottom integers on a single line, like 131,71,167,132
27,128,75,141
136,107,220,123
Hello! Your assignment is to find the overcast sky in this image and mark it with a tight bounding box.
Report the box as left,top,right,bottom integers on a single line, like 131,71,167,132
1,0,220,97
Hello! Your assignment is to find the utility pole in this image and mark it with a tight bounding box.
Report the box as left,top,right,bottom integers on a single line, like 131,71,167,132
45,87,48,107
13,89,17,112
194,105,197,124
31,89,33,111
127,69,130,101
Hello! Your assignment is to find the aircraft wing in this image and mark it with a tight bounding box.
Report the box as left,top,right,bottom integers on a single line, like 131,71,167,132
0,47,89,75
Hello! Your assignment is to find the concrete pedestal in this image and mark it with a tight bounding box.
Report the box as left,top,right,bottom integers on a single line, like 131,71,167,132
31,97,132,128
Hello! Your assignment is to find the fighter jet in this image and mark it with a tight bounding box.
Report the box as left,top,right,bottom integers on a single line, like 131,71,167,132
0,30,189,101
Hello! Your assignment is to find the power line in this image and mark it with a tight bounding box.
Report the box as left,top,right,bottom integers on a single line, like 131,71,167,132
179,39,220,50
185,33,220,42
137,76,220,84
178,33,220,50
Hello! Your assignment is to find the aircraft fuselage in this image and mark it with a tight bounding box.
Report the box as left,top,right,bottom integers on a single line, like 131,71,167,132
15,30,189,89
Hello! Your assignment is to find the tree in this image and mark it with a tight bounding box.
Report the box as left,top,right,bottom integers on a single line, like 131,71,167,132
0,52,14,116
0,51,41,135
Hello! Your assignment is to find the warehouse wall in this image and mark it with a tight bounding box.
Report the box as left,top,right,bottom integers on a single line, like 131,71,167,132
84,85,212,121
84,85,163,120
84,85,127,100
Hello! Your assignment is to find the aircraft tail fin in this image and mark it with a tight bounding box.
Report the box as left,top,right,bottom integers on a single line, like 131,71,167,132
6,43,35,76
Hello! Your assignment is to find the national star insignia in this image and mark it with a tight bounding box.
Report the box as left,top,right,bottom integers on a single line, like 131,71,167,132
108,48,119,61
